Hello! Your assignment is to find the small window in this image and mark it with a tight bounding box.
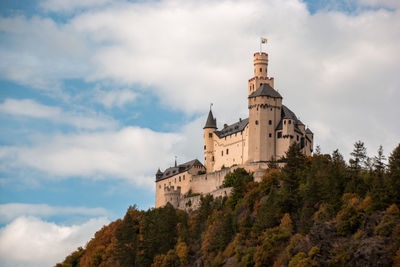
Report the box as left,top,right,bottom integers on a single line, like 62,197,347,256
204,145,206,150
277,132,282,138
260,68,262,72
174,178,176,183
284,120,286,125
289,120,292,124
183,175,185,180
221,151,224,156
179,176,181,182
269,133,272,138
209,133,212,138
226,149,229,155
205,157,206,161
255,120,258,125
159,184,161,188
212,156,214,161
269,120,272,125
297,135,299,141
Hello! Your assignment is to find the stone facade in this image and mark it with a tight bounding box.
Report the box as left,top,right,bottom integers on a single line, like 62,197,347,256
155,51,314,209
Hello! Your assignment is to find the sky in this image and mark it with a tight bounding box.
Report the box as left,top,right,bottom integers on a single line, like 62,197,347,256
0,0,399,266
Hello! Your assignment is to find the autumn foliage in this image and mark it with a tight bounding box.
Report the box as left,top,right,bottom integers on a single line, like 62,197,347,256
57,142,400,266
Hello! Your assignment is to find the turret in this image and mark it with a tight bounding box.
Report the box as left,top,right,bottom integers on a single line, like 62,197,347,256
203,109,217,172
248,52,274,96
156,168,163,180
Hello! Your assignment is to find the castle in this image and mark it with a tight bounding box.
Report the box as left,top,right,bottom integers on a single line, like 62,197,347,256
155,51,314,209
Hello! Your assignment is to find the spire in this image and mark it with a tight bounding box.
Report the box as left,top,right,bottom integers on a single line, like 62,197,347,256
174,156,177,167
203,104,217,129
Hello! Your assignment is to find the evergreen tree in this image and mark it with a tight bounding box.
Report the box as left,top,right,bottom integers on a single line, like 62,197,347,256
349,140,367,170
388,144,400,206
281,143,306,215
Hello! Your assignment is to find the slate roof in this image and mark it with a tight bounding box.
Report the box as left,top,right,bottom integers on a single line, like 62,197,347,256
306,128,313,135
275,105,304,135
215,118,249,138
203,110,217,129
156,159,204,181
248,83,282,99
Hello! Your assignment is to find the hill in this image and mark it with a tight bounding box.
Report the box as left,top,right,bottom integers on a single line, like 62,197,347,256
57,142,400,266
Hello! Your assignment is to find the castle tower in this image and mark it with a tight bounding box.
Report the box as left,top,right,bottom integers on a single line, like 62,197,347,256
247,52,282,163
203,109,217,172
248,52,274,96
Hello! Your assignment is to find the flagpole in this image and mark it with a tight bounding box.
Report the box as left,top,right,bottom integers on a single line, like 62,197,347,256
260,37,262,54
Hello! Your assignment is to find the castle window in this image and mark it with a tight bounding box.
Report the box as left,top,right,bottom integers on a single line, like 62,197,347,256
183,175,185,180
260,68,262,72
269,120,272,125
284,120,286,125
221,151,223,156
255,120,258,125
204,145,206,150
289,120,292,124
212,156,214,161
179,176,181,182
226,149,229,155
277,132,282,138
297,135,299,141
209,133,212,138
269,133,272,138
174,178,176,183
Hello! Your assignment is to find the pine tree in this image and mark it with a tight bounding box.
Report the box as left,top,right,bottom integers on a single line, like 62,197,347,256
388,144,400,206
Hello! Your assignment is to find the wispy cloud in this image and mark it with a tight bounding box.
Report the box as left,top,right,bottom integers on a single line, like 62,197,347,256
0,98,117,130
0,203,109,224
94,88,138,108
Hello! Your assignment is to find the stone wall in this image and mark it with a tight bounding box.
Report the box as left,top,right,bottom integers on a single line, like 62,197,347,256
178,187,233,211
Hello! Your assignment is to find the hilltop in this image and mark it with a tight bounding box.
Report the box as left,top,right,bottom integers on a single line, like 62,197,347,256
57,142,400,266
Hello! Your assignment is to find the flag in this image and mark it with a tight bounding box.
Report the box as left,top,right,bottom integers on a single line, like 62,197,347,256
261,37,268,44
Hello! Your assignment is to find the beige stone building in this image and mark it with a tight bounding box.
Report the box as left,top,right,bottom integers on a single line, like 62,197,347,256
155,51,314,208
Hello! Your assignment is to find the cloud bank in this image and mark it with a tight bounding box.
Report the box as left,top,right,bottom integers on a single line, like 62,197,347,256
0,216,109,267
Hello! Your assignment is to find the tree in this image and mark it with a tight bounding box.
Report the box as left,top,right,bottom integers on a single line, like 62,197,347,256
281,143,306,214
349,141,367,171
373,145,386,174
223,168,253,207
388,144,400,206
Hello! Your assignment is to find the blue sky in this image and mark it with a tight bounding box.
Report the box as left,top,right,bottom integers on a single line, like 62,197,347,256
0,0,399,266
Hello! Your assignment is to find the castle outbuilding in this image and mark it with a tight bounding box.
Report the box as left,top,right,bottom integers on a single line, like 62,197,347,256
155,51,314,208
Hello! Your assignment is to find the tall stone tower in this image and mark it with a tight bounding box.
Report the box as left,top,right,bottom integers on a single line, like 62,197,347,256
247,52,282,163
203,109,217,172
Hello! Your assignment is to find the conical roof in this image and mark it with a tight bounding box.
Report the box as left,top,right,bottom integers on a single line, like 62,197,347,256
203,110,217,129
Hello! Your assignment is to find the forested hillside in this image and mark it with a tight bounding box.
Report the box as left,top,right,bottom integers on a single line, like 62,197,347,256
57,142,400,267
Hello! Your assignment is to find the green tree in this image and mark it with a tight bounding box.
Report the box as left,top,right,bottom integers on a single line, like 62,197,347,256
388,144,400,206
281,143,306,215
223,168,253,207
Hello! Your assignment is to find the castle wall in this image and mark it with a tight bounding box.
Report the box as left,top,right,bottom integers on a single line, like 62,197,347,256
155,170,191,208
178,187,233,211
190,168,232,194
212,126,249,172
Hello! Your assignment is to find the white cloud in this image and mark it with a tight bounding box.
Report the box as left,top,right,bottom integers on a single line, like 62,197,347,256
0,98,117,130
95,88,138,108
0,127,185,189
0,0,398,158
0,203,109,224
0,216,108,267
